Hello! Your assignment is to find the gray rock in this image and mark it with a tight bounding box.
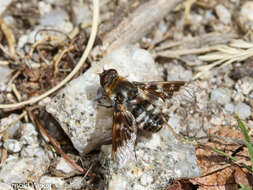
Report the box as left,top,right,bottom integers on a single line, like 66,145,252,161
239,1,253,31
38,1,52,16
67,176,84,190
0,157,48,183
40,176,65,190
46,46,162,154
0,182,12,190
20,123,39,145
20,145,48,161
233,91,245,102
72,1,91,25
0,114,21,138
234,102,251,120
225,103,234,113
101,128,201,190
0,66,12,84
3,139,23,153
235,77,253,95
210,88,231,105
164,63,192,81
0,0,12,15
215,5,232,25
39,9,73,33
52,157,78,177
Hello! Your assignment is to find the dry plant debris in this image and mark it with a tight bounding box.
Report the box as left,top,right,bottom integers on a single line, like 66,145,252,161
0,0,253,189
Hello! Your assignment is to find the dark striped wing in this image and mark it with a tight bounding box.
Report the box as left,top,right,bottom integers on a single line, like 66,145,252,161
133,81,186,101
112,105,137,168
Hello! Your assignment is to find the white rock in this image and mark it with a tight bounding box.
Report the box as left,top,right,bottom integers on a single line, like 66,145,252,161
39,9,73,34
241,2,253,21
38,1,52,16
0,66,12,84
20,145,48,162
55,157,76,176
40,176,65,190
0,0,12,15
140,174,153,186
233,91,245,102
165,63,192,81
0,158,48,183
4,139,23,153
225,103,234,113
235,77,253,95
210,88,231,105
45,0,68,6
20,123,39,145
215,4,232,24
67,176,84,190
72,1,91,25
239,1,253,31
0,114,21,138
210,115,225,126
108,175,128,190
234,102,251,120
0,182,12,190
17,35,28,50
46,46,161,154
102,141,201,190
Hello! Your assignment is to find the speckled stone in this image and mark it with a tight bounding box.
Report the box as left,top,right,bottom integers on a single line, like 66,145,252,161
101,129,201,190
46,46,162,154
234,102,251,120
210,88,231,105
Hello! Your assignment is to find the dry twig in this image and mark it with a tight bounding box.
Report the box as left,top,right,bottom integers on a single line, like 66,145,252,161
0,0,100,109
101,0,183,54
0,132,8,167
0,18,16,56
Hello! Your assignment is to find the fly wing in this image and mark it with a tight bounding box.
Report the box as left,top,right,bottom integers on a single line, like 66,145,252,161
112,106,137,168
130,81,185,134
133,81,186,101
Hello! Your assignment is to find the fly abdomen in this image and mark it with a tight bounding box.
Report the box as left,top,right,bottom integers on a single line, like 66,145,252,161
142,114,163,132
130,102,164,133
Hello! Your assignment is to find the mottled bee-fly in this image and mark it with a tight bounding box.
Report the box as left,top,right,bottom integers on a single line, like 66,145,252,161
98,68,185,167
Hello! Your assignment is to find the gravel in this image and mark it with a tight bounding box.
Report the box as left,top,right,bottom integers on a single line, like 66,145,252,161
234,102,251,120
215,4,232,25
3,139,23,153
210,88,231,105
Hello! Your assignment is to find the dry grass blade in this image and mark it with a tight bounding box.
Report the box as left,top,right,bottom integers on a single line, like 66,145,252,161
0,132,8,167
31,114,96,178
194,40,253,79
0,18,16,56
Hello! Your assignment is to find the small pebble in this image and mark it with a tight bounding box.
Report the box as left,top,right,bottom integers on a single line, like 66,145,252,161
40,176,65,189
72,1,91,25
235,77,253,95
0,66,12,84
3,139,22,153
55,157,76,176
234,102,251,120
225,103,234,113
39,9,73,33
239,1,253,31
0,0,12,15
210,88,231,105
0,182,12,190
215,4,232,25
